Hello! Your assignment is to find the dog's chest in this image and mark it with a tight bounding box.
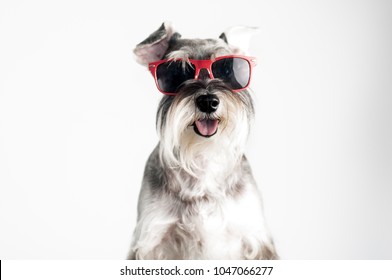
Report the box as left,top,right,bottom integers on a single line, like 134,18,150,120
176,160,236,199
195,203,243,258
174,188,264,259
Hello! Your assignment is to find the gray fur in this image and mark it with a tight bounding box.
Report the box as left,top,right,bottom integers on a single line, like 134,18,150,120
129,23,277,260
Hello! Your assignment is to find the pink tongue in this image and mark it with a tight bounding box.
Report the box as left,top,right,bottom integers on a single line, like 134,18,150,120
195,119,219,136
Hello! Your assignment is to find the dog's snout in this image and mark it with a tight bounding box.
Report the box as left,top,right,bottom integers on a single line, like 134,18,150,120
196,94,220,113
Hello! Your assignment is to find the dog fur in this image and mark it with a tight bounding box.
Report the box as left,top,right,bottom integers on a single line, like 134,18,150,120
128,22,277,260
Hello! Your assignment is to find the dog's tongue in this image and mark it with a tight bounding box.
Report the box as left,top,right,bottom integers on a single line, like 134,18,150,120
195,119,219,137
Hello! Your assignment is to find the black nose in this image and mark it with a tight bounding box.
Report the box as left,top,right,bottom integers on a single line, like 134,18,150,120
196,94,220,113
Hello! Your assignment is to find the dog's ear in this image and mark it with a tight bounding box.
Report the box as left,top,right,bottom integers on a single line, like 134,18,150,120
219,26,259,54
134,22,179,66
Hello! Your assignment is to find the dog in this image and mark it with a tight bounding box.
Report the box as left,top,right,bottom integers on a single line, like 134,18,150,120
128,22,277,260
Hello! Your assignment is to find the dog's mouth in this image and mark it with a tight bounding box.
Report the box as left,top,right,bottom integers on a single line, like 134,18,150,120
193,118,219,138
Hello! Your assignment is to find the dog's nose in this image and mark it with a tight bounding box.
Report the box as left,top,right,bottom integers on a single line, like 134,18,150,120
196,94,220,113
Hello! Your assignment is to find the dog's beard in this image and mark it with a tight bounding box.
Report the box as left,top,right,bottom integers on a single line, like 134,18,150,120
157,81,254,176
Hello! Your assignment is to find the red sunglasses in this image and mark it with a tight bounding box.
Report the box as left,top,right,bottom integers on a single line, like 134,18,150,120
148,55,257,95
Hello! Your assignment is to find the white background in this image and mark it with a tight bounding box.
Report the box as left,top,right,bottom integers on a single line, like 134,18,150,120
0,0,391,259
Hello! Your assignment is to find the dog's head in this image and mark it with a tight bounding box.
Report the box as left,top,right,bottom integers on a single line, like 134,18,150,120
134,22,258,174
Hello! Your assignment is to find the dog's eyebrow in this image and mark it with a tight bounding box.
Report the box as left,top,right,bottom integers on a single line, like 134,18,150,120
166,49,190,61
210,47,231,60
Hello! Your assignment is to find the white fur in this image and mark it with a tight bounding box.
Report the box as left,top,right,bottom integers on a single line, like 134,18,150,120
157,90,250,177
130,24,275,259
130,90,275,259
132,166,273,260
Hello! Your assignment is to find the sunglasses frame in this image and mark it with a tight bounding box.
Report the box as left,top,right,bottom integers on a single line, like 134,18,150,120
148,55,257,95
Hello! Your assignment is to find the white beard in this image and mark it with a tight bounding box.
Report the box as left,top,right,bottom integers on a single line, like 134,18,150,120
128,89,277,260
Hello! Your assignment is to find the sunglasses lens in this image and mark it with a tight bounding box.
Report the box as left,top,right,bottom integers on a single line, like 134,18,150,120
156,61,195,94
212,57,250,90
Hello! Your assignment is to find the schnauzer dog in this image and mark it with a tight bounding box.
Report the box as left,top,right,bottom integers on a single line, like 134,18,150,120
128,22,277,260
